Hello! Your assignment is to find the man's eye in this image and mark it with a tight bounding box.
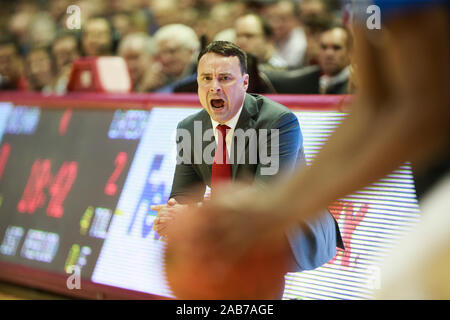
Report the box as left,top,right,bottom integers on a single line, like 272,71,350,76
220,75,231,81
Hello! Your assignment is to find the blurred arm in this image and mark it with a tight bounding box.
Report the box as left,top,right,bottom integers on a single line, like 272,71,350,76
274,8,449,228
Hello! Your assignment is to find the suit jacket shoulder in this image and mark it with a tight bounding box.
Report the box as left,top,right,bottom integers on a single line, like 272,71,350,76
241,93,298,127
176,108,209,130
248,93,293,114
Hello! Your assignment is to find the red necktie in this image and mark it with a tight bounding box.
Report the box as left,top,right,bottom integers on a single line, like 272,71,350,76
211,124,231,196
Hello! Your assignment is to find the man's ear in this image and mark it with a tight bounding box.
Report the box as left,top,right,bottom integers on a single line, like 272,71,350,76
243,73,249,91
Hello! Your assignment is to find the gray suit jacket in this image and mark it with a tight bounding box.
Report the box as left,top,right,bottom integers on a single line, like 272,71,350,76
170,93,343,271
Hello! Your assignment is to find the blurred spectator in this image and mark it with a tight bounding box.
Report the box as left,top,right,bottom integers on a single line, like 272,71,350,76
108,0,139,15
299,0,333,65
53,32,80,72
298,0,332,23
110,9,150,38
48,0,71,29
191,11,213,43
149,0,181,28
303,22,330,66
51,31,81,94
118,32,157,92
202,0,227,9
25,46,54,92
262,0,307,69
7,1,39,54
81,16,117,56
177,0,202,29
208,1,246,42
148,24,200,92
265,25,352,94
0,0,351,93
27,12,57,49
317,26,351,94
0,36,28,91
111,12,136,39
178,0,199,10
235,13,288,72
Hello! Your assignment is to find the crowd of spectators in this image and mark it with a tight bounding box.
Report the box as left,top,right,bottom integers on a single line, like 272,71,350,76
0,0,354,94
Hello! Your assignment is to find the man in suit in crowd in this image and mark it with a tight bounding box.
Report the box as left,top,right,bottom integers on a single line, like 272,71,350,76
0,36,28,91
152,41,343,298
266,26,352,94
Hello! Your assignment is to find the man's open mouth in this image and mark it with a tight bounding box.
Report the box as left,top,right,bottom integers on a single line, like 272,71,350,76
210,98,225,109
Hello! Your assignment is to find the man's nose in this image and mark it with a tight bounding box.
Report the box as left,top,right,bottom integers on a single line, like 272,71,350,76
325,47,336,56
209,78,221,92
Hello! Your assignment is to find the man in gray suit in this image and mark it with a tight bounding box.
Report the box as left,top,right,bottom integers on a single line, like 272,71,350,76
152,41,343,295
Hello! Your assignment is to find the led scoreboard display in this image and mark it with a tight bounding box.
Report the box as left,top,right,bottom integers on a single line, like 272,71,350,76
0,93,420,300
0,103,141,280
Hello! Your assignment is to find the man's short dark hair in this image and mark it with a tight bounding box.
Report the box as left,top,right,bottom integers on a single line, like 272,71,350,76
197,41,247,74
82,15,119,54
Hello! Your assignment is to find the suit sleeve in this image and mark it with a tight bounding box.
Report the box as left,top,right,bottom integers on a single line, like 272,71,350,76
169,122,206,204
255,111,340,272
254,111,303,183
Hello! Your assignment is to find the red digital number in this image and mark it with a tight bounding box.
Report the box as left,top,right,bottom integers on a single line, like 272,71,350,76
17,159,52,214
104,152,127,196
0,143,11,180
328,201,368,268
17,159,78,218
59,109,72,136
47,161,78,218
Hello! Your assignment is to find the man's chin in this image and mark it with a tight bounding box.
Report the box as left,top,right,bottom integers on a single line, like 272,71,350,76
208,106,225,119
323,65,338,75
211,113,230,124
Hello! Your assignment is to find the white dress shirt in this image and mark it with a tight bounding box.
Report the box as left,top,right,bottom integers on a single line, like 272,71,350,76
319,66,350,94
210,103,244,157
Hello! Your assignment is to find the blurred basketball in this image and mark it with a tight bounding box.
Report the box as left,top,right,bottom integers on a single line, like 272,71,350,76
164,205,292,299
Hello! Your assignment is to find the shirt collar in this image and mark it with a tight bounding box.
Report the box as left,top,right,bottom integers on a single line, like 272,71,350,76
319,66,350,90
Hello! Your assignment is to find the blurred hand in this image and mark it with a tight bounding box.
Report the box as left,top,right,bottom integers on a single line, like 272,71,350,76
206,183,289,253
166,182,290,271
151,198,187,238
164,183,291,299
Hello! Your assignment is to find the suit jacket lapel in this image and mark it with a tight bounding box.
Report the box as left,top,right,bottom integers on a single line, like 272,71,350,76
200,110,214,184
231,94,258,179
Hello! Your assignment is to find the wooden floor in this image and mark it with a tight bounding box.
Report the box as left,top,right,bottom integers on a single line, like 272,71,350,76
0,281,69,300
